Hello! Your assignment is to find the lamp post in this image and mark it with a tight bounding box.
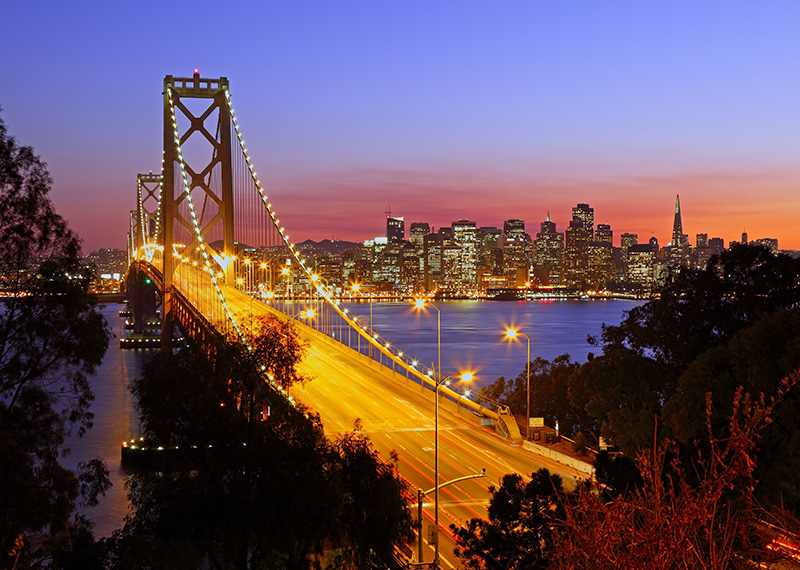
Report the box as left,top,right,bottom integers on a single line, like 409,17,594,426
430,371,472,566
416,469,486,564
354,283,375,358
281,266,291,314
414,299,441,394
290,308,315,323
506,328,531,441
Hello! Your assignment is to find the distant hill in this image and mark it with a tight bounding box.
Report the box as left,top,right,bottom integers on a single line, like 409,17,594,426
84,248,128,275
297,239,362,255
208,238,362,257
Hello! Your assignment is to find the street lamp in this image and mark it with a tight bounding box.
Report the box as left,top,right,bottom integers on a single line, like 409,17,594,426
355,283,376,357
431,371,472,565
413,299,441,396
506,328,531,441
416,468,485,564
290,308,315,322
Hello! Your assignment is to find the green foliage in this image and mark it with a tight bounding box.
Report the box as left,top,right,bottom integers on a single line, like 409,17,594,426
131,343,238,445
333,433,414,569
662,309,800,508
463,384,800,569
0,109,111,567
550,385,795,570
452,469,564,570
592,451,642,499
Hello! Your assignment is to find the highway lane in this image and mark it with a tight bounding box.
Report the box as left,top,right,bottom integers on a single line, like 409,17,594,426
179,280,588,567
293,330,585,568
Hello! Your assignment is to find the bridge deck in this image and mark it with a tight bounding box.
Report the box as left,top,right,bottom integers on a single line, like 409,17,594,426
220,287,588,568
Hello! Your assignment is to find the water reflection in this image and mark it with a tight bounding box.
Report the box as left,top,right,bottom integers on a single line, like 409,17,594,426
340,299,642,386
62,303,145,538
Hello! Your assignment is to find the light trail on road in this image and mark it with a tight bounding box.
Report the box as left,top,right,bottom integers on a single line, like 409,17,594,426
179,281,589,568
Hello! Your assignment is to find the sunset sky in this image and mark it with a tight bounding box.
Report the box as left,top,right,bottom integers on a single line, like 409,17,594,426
1,2,799,252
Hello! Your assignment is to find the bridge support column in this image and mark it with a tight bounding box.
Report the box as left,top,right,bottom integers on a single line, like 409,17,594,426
161,71,235,349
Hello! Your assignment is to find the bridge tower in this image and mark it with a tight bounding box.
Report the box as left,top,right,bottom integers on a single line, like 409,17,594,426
136,172,162,255
127,210,137,266
161,72,235,344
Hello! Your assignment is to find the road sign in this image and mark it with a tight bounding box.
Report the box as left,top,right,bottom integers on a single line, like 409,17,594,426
427,524,438,545
530,417,544,428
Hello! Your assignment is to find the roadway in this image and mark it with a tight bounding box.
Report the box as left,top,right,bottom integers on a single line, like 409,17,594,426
225,288,585,568
177,278,588,568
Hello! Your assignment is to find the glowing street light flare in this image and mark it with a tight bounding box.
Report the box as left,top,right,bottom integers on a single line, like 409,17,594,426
505,327,531,441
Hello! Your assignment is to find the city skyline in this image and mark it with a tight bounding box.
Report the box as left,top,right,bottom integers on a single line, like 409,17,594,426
2,2,799,252
328,194,774,252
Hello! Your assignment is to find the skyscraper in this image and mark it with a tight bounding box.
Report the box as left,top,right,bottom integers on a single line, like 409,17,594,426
452,220,479,285
572,204,595,240
540,212,556,234
423,233,443,290
534,213,563,286
588,223,613,288
478,227,502,275
620,233,638,250
386,216,405,243
502,219,530,286
595,223,613,244
563,219,590,287
669,195,690,264
409,222,430,251
671,195,684,247
627,244,656,289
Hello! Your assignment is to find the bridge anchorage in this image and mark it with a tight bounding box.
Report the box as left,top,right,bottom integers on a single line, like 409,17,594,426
125,70,518,440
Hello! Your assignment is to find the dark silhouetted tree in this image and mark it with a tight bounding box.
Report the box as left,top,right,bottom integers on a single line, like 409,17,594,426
109,327,412,569
0,109,111,568
551,377,800,570
479,354,585,436
451,469,564,570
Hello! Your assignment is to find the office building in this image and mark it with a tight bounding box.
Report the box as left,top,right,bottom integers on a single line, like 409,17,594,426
386,217,405,243
502,219,530,286
533,214,563,285
452,220,479,285
572,203,595,240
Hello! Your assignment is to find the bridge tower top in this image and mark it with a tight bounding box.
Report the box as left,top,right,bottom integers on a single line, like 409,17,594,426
135,172,162,258
161,71,236,343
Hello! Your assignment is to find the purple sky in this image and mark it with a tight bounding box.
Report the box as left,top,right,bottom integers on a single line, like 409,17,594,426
2,1,799,252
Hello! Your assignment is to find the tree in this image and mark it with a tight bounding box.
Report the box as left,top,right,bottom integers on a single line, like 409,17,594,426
662,309,800,508
451,469,565,570
333,432,414,569
231,313,309,431
111,328,412,569
551,379,800,570
592,451,643,499
479,355,585,436
572,244,800,456
0,110,110,567
569,345,669,454
600,244,800,372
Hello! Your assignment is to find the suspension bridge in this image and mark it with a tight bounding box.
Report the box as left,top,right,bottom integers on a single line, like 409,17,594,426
124,71,589,568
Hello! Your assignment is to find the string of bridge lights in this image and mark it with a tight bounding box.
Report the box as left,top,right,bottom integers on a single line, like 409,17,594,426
225,89,456,388
146,86,473,401
167,87,251,352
